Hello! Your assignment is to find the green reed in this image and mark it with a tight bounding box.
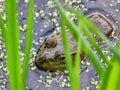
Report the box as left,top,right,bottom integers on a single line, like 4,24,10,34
54,0,120,90
0,0,34,90
0,0,119,90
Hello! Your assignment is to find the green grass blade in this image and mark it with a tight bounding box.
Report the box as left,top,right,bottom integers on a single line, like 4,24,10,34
78,20,106,77
82,23,110,66
22,0,34,89
67,6,110,66
5,0,22,90
99,60,120,90
54,1,120,90
98,65,112,90
0,14,6,41
61,17,73,72
53,0,79,40
106,60,120,90
73,35,81,89
80,34,105,77
61,17,80,90
81,14,120,60
68,6,120,61
54,0,105,77
74,34,81,73
73,20,82,73
99,41,120,90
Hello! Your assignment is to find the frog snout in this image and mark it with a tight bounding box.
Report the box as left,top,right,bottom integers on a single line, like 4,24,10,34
38,55,47,63
35,55,47,69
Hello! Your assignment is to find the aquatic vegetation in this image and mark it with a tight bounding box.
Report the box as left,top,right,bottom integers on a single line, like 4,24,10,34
53,0,120,90
0,0,119,90
0,0,34,90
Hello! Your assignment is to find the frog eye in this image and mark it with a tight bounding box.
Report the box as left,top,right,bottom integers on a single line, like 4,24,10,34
57,55,65,61
54,51,65,61
44,36,57,48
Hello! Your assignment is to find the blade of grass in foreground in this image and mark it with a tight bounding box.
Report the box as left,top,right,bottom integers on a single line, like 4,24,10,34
82,23,110,66
99,42,120,90
53,0,79,40
61,17,80,90
5,0,22,90
99,60,120,90
77,11,120,61
79,30,105,77
63,5,120,90
22,0,34,89
78,20,106,77
67,6,110,66
61,17,73,73
54,0,120,62
67,5,120,63
73,31,82,89
54,0,105,77
74,31,81,73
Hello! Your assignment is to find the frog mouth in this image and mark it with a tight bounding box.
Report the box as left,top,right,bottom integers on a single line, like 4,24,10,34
35,57,66,71
35,48,84,71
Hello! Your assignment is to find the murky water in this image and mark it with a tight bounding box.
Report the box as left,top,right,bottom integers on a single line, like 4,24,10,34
0,0,120,90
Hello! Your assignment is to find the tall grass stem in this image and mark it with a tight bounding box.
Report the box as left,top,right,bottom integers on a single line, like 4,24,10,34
22,0,34,89
5,0,22,90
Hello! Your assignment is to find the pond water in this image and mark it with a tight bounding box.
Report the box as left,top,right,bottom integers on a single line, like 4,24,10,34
0,0,120,90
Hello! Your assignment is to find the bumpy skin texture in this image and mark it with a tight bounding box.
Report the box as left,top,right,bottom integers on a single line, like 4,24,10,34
88,13,113,37
35,10,114,71
35,31,84,71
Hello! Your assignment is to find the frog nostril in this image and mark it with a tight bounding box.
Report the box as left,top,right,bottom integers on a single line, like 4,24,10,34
35,55,47,68
39,55,46,61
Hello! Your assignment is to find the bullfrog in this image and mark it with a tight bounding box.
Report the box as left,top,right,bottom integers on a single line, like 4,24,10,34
35,9,115,71
35,31,85,71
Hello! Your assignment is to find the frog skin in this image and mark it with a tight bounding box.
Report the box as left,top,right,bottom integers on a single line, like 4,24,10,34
35,31,84,71
35,10,115,71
